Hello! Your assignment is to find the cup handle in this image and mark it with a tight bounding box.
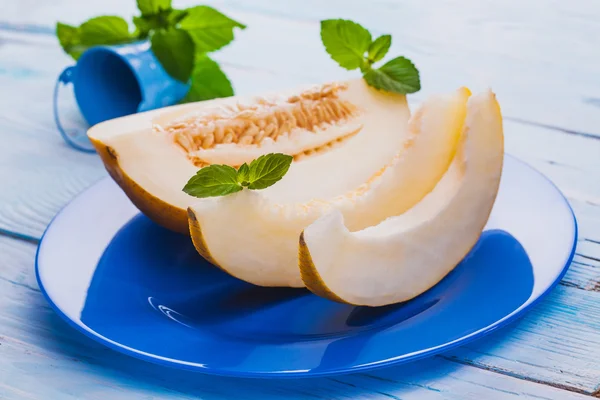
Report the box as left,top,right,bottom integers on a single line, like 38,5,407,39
53,66,96,153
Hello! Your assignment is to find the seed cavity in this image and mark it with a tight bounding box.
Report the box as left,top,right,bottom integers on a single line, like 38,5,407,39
157,83,360,166
187,131,359,168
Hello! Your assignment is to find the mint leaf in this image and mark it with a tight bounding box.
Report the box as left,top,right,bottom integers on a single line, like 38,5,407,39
151,28,195,82
319,19,421,95
368,34,391,63
137,0,171,16
133,16,153,38
79,16,133,46
133,7,181,38
180,6,246,53
56,22,84,60
183,55,234,102
168,9,189,25
183,165,242,198
237,163,250,186
320,19,372,70
57,17,134,60
183,154,292,198
247,154,293,190
363,56,420,94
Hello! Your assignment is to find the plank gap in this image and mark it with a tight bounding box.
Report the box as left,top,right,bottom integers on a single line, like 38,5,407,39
577,253,600,264
441,356,595,397
0,276,39,293
0,21,53,35
504,117,600,141
0,228,40,244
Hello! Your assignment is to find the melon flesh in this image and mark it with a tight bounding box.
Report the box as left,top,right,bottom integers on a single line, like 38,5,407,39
299,90,504,306
88,79,410,233
188,88,471,287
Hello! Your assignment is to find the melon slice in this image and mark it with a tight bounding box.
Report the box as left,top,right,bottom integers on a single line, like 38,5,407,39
188,87,471,287
299,90,504,306
88,79,410,233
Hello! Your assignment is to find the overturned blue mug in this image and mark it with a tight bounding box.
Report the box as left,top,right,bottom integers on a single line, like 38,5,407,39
53,41,190,152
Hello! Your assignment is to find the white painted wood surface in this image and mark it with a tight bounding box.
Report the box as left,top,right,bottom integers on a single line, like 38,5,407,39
1,0,599,398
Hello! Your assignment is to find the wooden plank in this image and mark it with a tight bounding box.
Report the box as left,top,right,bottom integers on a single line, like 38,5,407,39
1,0,599,135
0,236,592,399
0,33,104,240
443,284,600,394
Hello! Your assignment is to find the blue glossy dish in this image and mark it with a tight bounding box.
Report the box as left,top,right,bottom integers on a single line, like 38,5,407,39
36,156,577,378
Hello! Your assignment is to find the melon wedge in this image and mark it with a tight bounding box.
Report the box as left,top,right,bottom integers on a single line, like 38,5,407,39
299,90,504,306
88,79,410,233
188,87,471,287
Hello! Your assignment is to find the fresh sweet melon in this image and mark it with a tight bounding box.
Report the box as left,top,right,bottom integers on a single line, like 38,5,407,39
299,90,504,306
88,79,410,233
187,87,471,287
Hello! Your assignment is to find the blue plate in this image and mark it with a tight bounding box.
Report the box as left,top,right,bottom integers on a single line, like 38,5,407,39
36,156,577,378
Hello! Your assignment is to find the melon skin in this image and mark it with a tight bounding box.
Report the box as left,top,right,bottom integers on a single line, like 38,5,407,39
187,208,223,268
91,138,189,234
299,90,505,307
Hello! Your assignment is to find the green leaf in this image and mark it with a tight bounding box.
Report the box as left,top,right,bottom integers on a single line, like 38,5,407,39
247,154,293,190
180,6,246,53
56,22,84,60
367,34,391,63
183,154,292,198
132,16,152,38
182,55,234,102
183,165,242,198
363,56,420,94
237,163,250,186
168,9,189,25
79,16,133,46
57,17,134,60
151,28,195,82
133,7,182,38
320,19,372,70
137,0,171,16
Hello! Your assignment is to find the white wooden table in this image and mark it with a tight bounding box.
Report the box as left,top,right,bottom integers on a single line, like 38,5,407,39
1,1,599,398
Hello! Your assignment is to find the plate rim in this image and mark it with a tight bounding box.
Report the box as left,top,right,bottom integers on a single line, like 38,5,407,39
35,154,578,378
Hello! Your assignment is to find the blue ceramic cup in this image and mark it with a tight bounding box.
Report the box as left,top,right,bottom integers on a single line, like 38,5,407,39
53,41,190,152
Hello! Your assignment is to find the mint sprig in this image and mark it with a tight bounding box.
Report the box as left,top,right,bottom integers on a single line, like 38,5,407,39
320,19,371,71
136,0,171,16
363,56,421,94
367,35,391,64
56,1,245,103
180,6,247,53
320,19,420,94
183,165,242,198
183,153,293,198
57,17,134,60
183,54,234,102
150,28,195,82
244,153,293,190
